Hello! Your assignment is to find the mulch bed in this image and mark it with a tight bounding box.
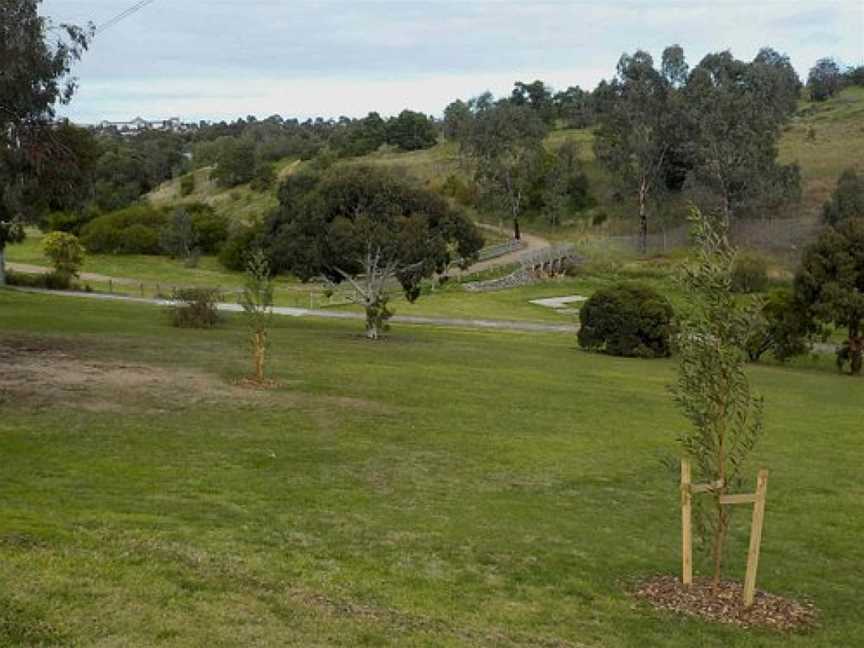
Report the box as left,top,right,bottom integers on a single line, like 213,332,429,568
634,575,818,632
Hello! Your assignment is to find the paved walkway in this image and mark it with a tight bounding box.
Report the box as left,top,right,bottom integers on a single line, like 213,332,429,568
7,286,577,334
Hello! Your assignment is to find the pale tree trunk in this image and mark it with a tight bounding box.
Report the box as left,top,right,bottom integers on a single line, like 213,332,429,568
638,177,649,256
0,246,5,286
327,247,417,341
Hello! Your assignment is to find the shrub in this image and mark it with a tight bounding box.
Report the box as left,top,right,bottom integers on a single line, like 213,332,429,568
577,283,674,358
746,288,813,362
731,252,769,293
218,224,260,271
80,205,166,254
179,173,195,197
42,232,85,280
188,206,228,253
249,164,276,192
167,288,222,328
6,270,72,290
44,209,98,236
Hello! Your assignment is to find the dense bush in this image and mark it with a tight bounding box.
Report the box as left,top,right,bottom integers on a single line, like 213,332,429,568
823,168,864,226
218,224,261,271
180,173,195,197
746,288,813,362
80,205,167,254
731,252,769,293
577,283,675,358
80,203,227,256
6,269,74,290
167,288,222,328
249,163,276,192
187,205,229,253
43,208,98,236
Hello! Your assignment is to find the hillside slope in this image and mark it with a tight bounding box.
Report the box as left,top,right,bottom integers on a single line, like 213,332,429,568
147,88,864,240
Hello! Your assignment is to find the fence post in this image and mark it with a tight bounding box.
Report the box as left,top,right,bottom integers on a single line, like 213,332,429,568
743,469,769,607
681,459,693,586
108,279,113,294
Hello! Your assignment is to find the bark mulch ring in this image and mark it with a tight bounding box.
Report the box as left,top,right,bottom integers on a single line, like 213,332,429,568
634,575,818,632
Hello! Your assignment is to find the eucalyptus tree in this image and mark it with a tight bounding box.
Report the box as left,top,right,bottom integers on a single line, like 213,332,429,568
673,207,765,585
683,51,801,221
461,101,548,240
0,0,90,283
593,50,677,254
808,57,843,101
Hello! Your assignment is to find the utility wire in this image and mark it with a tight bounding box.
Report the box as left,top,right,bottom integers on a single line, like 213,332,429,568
95,0,157,35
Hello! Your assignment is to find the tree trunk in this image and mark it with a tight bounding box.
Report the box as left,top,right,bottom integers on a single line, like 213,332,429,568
365,309,380,340
638,178,648,256
513,218,521,241
0,246,5,286
849,329,863,375
253,331,265,382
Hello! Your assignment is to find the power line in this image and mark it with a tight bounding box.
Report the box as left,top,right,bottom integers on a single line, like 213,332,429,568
95,0,157,35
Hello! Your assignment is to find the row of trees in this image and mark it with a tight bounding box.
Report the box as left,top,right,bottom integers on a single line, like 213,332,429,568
807,58,864,102
591,46,802,254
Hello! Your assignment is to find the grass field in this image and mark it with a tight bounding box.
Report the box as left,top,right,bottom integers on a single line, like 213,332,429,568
1,289,861,647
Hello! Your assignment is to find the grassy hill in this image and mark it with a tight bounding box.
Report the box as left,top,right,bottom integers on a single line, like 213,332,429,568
144,87,864,247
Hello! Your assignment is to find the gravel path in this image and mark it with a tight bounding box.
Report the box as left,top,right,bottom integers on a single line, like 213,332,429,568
7,286,577,334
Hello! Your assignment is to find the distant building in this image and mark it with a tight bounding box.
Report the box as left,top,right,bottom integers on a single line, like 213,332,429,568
95,116,193,135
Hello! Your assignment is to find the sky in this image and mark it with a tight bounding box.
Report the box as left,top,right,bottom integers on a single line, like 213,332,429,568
40,0,864,124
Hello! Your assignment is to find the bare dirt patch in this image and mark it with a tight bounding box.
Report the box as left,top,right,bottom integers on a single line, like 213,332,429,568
0,337,390,418
634,575,818,632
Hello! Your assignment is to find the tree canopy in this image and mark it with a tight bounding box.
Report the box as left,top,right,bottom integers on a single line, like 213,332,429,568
795,219,864,374
265,165,482,336
1,0,90,282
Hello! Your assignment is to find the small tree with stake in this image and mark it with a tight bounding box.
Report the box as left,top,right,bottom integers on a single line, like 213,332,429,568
240,249,273,383
672,207,765,588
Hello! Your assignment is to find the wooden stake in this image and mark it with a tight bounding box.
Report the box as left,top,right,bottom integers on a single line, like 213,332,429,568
681,459,693,586
743,469,769,607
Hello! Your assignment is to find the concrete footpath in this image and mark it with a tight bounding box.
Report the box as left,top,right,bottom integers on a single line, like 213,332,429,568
6,286,578,334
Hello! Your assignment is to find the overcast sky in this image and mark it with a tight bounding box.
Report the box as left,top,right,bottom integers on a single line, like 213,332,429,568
41,0,864,124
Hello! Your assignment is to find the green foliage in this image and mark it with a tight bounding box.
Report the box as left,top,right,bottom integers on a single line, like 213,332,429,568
440,174,478,207
167,287,222,328
266,165,483,298
463,102,548,238
179,173,195,197
385,110,438,151
159,208,200,266
683,50,801,220
187,204,228,254
5,268,72,290
43,208,98,236
823,168,864,225
593,49,675,252
42,231,84,279
809,57,843,101
746,288,813,362
218,223,260,271
211,138,256,188
240,249,274,381
730,251,769,293
795,218,864,375
672,207,764,584
577,282,674,358
0,2,90,230
249,163,276,192
80,205,167,254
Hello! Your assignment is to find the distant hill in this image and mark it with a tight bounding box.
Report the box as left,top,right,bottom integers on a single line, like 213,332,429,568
147,87,864,242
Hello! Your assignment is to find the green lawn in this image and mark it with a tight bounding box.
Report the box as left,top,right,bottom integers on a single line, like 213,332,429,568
0,289,861,647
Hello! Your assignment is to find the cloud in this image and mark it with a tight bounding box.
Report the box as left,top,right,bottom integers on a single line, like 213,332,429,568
41,0,864,122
